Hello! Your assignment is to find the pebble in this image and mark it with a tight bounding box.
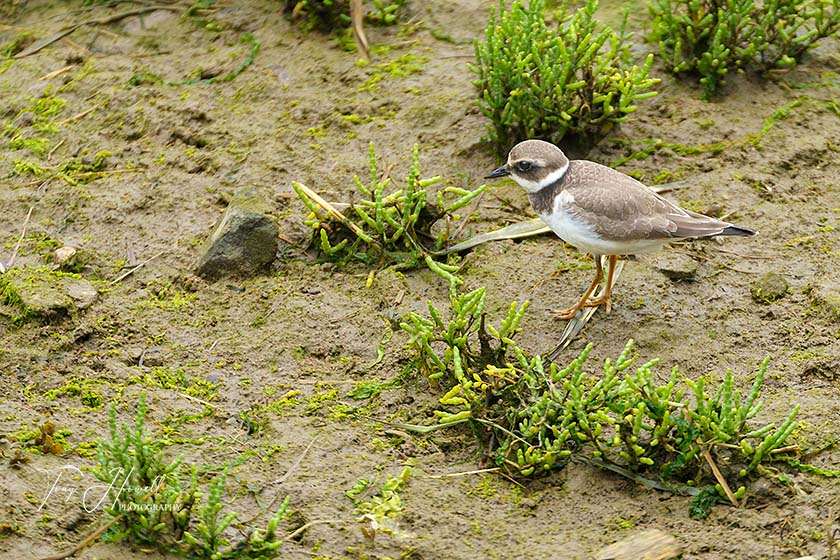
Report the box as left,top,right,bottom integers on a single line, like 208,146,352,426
595,529,682,560
750,271,789,304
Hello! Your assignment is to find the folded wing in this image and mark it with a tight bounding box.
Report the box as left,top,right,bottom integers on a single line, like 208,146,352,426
562,161,755,241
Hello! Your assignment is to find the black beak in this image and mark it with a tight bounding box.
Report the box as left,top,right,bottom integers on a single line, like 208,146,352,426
485,165,509,179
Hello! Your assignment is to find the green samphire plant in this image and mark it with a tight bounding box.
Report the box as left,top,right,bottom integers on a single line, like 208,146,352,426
472,0,659,152
649,0,840,98
401,288,805,516
89,394,290,559
293,143,486,292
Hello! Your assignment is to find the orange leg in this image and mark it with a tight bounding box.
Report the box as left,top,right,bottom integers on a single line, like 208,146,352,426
582,254,617,314
549,254,604,320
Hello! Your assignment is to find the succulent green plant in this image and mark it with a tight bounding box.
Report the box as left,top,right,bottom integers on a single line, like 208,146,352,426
400,290,802,513
293,143,486,292
90,395,289,559
350,466,412,540
472,0,659,152
649,0,840,98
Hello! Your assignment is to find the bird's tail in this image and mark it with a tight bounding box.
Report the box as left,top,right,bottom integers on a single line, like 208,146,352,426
717,225,757,236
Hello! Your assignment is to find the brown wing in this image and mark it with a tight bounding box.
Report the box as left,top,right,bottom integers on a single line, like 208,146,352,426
562,161,736,240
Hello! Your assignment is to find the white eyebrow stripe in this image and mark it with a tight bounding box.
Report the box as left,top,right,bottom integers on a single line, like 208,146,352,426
514,161,569,193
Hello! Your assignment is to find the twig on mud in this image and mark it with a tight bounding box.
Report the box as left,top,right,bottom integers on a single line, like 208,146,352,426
701,440,739,507
675,248,766,273
240,435,321,526
39,65,73,80
92,25,123,40
431,466,524,488
46,0,181,21
426,467,501,479
47,139,65,161
350,0,369,59
715,247,773,260
269,434,320,486
179,393,214,408
716,262,762,275
72,168,143,180
4,178,51,189
383,429,413,442
1,205,34,273
295,379,360,384
15,27,80,58
14,5,183,59
440,53,480,59
59,35,91,57
110,249,164,284
286,519,346,542
37,514,123,560
58,105,99,125
208,334,237,352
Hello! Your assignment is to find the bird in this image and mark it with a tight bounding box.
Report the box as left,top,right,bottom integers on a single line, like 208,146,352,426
486,139,756,320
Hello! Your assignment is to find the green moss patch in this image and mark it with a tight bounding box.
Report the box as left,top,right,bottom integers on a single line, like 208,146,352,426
0,267,97,325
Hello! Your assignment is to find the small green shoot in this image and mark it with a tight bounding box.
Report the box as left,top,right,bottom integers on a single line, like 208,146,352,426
350,466,411,541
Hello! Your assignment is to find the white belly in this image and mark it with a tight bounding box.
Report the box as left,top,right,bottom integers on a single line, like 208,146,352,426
539,203,665,256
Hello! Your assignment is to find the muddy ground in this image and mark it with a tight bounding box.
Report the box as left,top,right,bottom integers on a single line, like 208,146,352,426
1,1,839,559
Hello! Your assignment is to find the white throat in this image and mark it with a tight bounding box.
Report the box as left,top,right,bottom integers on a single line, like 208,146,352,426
513,162,569,193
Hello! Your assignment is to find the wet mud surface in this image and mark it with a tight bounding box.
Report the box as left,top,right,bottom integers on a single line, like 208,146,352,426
1,1,839,558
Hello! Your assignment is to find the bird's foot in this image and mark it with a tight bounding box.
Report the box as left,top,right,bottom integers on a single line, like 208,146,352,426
549,296,612,321
549,296,611,320
583,294,612,314
548,306,582,320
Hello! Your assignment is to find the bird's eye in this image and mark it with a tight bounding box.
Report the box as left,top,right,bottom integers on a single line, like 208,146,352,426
516,161,533,172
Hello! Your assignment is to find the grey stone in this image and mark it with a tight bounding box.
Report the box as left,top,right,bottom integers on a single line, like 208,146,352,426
651,253,698,281
750,271,789,304
195,186,279,281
